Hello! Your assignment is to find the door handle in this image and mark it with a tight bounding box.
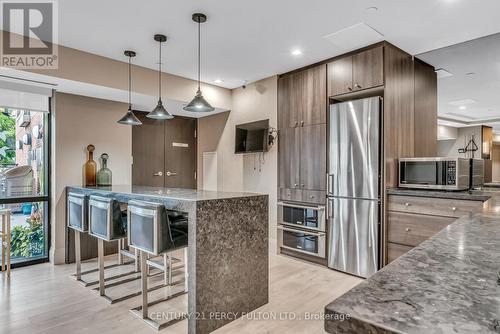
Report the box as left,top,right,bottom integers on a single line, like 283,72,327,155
328,174,334,195
153,171,163,176
166,171,177,177
328,199,334,219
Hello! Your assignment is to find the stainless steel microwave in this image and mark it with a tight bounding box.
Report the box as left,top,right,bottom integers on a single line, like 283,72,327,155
399,157,470,191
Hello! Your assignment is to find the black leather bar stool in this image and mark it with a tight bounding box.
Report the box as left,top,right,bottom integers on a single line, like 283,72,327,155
127,200,188,330
88,195,142,303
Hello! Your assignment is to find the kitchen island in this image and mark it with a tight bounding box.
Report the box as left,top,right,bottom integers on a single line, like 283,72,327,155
324,189,500,334
67,185,269,334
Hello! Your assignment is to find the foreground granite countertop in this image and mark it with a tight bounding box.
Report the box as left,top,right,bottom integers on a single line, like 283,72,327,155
325,190,500,334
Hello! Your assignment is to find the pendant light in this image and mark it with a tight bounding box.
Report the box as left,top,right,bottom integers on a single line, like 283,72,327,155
147,34,174,120
117,50,142,125
183,13,214,112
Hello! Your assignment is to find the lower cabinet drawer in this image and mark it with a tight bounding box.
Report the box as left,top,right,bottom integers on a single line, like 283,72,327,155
388,211,455,247
279,188,302,202
387,243,413,263
388,195,484,218
279,188,326,205
302,190,326,205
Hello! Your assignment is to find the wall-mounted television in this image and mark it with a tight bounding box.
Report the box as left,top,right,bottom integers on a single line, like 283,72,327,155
235,119,269,154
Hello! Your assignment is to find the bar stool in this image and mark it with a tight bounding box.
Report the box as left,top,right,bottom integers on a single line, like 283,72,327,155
88,195,144,303
127,200,188,330
0,209,11,278
68,193,137,287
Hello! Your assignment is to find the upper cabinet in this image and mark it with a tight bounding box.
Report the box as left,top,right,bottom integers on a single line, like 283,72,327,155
327,46,384,97
278,64,327,128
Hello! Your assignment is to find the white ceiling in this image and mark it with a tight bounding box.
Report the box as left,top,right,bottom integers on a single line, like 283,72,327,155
417,32,500,132
56,0,500,89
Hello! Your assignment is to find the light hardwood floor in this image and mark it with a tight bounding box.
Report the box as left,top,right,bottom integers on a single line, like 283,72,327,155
0,243,362,334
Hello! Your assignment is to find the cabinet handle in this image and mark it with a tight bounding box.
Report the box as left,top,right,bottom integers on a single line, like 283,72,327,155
347,86,353,91
310,195,315,199
405,202,410,207
301,184,305,188
452,207,457,211
294,183,298,188
405,228,411,232
300,121,304,127
153,171,163,176
294,121,299,127
354,83,362,89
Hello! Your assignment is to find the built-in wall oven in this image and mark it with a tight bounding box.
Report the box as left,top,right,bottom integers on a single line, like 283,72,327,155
277,202,326,258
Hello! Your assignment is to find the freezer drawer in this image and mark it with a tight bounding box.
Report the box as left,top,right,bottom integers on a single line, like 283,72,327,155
328,197,379,278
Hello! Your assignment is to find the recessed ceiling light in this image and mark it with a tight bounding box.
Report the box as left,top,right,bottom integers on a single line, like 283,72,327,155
214,79,223,84
459,106,467,110
291,49,303,56
366,6,378,12
465,72,476,76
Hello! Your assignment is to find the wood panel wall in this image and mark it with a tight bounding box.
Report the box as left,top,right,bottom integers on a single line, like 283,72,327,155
414,58,437,157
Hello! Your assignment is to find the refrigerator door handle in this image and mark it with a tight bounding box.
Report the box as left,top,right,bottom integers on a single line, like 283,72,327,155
327,198,334,219
328,174,334,195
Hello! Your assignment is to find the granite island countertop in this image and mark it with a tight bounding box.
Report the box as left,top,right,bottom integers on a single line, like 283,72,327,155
325,190,500,334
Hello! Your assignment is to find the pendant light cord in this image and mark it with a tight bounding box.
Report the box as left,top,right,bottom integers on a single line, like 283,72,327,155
198,20,201,91
158,40,162,100
128,55,132,108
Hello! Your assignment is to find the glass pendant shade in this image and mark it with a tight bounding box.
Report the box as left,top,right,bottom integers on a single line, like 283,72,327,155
183,89,214,112
147,34,173,120
148,99,173,119
118,107,142,125
183,13,214,113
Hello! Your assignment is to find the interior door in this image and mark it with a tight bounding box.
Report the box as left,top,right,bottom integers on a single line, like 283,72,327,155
132,112,165,187
164,117,197,189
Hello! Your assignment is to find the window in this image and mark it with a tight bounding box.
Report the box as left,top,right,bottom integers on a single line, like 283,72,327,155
0,107,50,266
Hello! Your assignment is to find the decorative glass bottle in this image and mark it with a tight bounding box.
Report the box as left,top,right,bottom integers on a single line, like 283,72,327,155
97,153,112,186
84,144,97,187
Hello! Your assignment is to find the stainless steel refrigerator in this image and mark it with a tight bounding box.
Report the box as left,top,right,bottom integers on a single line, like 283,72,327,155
327,97,381,278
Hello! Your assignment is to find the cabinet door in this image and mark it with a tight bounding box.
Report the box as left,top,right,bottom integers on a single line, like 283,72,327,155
352,46,384,91
299,124,326,191
278,127,301,189
302,64,327,126
327,56,353,96
278,75,293,129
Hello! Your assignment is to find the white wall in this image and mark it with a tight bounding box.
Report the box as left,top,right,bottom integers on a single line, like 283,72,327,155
437,126,482,158
51,92,132,264
198,76,278,239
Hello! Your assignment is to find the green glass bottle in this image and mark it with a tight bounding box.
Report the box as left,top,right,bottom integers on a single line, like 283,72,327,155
96,153,112,186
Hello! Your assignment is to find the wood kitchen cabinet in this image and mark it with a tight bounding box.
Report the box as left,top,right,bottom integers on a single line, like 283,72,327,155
327,46,384,97
387,194,484,263
278,127,300,189
278,64,327,128
300,124,327,191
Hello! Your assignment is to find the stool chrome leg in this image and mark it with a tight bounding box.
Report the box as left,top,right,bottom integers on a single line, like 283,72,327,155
6,213,10,278
134,247,139,272
118,239,123,265
98,239,105,296
129,249,188,330
75,230,82,281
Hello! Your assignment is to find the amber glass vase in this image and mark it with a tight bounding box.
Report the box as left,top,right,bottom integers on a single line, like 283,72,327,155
84,144,97,187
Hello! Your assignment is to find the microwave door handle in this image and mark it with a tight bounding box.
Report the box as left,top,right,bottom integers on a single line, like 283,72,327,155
277,225,325,237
